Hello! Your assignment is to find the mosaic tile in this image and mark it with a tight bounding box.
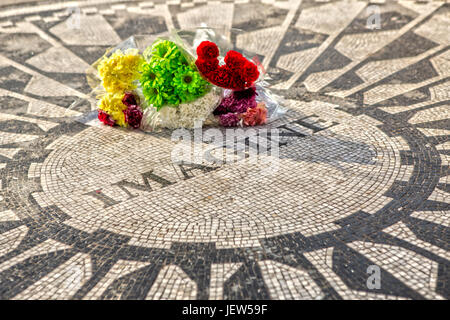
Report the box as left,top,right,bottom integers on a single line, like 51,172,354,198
0,0,448,300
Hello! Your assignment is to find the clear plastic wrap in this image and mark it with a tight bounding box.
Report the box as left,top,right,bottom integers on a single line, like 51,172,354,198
73,36,146,128
175,27,285,125
71,28,284,131
85,36,141,96
138,34,223,130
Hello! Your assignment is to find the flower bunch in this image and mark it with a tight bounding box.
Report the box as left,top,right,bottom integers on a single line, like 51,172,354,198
97,49,144,93
97,49,144,128
195,41,260,90
140,39,210,110
91,34,279,130
243,102,267,126
122,93,143,128
97,92,128,127
213,87,267,127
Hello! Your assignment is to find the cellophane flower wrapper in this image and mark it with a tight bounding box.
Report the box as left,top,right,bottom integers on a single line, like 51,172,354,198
86,36,142,97
69,34,223,131
71,29,283,130
174,27,285,126
70,36,148,129
139,32,223,131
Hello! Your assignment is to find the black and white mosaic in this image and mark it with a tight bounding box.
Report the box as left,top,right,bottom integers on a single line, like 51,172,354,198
0,0,448,300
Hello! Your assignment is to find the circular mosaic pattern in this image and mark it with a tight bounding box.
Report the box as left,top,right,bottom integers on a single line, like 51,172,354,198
0,0,448,300
36,114,405,248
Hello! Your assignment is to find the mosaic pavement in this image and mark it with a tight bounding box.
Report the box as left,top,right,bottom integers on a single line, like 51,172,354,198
0,0,448,300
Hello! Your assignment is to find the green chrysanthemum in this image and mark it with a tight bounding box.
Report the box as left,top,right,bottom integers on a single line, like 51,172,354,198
141,64,165,88
173,66,194,90
151,40,178,60
140,40,209,109
150,40,188,71
173,65,210,102
142,86,164,108
163,91,181,106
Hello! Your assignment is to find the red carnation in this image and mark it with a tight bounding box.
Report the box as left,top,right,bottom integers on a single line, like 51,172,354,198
123,105,143,129
218,68,233,88
242,60,259,83
196,41,219,60
98,110,115,126
224,50,246,70
195,42,259,90
195,58,219,76
243,103,267,126
205,66,228,87
229,74,246,90
122,92,137,107
233,86,257,100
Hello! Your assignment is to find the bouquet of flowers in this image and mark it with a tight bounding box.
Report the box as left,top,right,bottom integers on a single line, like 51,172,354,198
96,48,144,128
195,40,268,127
138,38,222,129
84,28,283,130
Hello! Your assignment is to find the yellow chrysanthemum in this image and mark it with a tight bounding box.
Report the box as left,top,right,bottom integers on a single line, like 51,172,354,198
98,92,128,127
97,49,143,93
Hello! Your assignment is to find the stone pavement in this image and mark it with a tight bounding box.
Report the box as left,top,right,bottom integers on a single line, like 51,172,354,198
0,0,448,300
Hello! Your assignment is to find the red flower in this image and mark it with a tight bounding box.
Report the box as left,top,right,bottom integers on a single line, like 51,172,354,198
242,61,259,83
229,74,246,90
218,67,233,87
243,103,267,126
195,58,219,76
205,66,230,88
123,105,143,129
224,50,246,70
219,113,240,127
98,110,115,126
233,86,257,100
195,42,259,90
196,41,219,60
122,92,137,107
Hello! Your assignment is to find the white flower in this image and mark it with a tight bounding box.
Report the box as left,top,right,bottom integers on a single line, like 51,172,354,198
157,88,221,129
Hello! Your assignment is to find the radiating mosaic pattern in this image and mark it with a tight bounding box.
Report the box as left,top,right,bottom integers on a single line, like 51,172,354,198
0,0,448,300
